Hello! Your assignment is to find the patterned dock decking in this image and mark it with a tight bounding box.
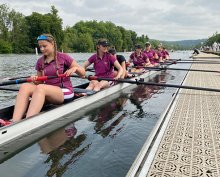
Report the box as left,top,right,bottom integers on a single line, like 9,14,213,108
136,54,220,177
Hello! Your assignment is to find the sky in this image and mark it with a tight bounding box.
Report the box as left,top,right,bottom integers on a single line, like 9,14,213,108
1,0,220,41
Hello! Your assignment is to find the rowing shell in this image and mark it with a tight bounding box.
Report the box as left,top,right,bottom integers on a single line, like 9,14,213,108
0,69,161,148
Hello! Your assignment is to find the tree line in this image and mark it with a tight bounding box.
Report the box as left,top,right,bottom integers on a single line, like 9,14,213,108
0,4,198,54
204,32,220,46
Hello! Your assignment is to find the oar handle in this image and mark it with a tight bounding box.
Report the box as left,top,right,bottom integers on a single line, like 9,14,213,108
0,74,68,86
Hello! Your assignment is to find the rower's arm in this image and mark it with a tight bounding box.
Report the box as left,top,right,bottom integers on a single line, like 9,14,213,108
114,60,123,79
83,60,91,70
145,57,151,65
67,60,85,77
121,61,126,79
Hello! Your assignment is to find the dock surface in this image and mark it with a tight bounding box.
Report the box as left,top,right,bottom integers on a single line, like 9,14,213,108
137,53,220,177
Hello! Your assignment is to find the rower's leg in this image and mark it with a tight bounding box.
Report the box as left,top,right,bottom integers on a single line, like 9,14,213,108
86,80,98,90
25,84,64,118
93,80,109,91
12,83,36,122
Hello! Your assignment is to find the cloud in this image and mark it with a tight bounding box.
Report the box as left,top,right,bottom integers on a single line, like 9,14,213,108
1,0,220,40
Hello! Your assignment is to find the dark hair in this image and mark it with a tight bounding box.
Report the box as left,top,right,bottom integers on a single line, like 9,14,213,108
135,44,142,49
108,48,116,55
145,42,151,47
96,38,110,47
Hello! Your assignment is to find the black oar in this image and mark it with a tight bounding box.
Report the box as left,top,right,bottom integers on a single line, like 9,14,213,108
8,76,30,80
86,68,95,72
162,61,220,64
168,58,220,62
71,75,220,93
132,66,220,73
0,87,19,91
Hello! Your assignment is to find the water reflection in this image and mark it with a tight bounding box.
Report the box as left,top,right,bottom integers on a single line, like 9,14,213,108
89,97,128,138
129,71,171,117
38,123,89,177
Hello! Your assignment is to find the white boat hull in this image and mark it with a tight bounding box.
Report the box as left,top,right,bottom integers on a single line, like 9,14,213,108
0,71,158,147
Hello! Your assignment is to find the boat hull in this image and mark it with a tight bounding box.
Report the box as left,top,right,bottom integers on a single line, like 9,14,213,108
0,70,159,147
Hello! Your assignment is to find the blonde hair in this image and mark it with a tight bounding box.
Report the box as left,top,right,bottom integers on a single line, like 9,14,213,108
96,38,108,57
38,33,59,76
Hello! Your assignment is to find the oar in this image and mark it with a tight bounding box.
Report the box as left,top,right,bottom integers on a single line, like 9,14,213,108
168,58,220,62
132,66,220,73
2,74,219,93
8,76,30,80
71,75,220,93
0,87,19,91
86,68,95,72
0,74,67,86
162,61,220,64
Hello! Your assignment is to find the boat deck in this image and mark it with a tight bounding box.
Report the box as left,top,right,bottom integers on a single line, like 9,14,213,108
129,53,220,177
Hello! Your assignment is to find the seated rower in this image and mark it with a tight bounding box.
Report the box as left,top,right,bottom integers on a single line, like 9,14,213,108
161,47,170,60
128,44,153,73
0,34,85,126
82,38,123,92
108,47,132,78
155,45,165,63
143,42,159,66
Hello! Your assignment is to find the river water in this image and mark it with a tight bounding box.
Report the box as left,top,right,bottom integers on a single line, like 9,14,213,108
0,51,192,177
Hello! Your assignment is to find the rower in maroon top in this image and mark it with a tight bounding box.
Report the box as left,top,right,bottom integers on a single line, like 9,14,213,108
155,45,164,63
143,42,159,66
161,47,170,60
128,44,153,72
83,38,123,92
108,47,132,78
129,44,152,66
10,34,85,124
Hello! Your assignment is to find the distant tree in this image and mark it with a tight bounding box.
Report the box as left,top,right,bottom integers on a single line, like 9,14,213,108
61,26,78,52
205,32,220,46
25,6,64,50
8,10,31,53
0,39,12,53
74,33,94,52
0,4,10,41
136,34,149,47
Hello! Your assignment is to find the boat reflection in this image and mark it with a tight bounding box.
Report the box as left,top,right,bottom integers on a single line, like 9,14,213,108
89,97,128,138
36,71,172,177
129,71,171,116
38,123,89,177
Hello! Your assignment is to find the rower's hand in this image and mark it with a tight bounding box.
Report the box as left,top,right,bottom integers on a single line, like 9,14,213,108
114,76,120,80
65,67,77,76
30,75,38,81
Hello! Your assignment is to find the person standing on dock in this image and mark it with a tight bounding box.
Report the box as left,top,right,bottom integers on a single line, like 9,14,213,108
0,34,86,126
83,38,123,92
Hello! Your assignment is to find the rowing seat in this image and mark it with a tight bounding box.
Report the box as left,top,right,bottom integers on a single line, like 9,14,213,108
74,88,96,95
